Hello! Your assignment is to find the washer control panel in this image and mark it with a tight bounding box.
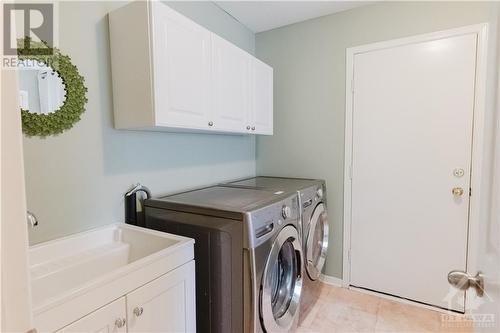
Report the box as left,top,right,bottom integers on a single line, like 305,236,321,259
246,194,300,249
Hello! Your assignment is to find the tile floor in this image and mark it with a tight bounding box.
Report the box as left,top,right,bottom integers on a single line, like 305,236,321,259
298,284,472,333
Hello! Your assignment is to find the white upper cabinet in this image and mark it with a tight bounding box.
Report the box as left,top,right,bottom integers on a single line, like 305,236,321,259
212,34,251,133
151,3,211,130
109,1,273,135
252,59,274,135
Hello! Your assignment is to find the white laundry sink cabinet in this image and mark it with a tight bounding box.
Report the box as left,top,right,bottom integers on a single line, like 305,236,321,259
29,223,195,332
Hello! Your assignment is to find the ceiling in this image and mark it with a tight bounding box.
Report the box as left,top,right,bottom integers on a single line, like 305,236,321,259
214,1,372,33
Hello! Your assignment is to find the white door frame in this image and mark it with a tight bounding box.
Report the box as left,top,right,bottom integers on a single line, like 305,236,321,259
342,23,489,313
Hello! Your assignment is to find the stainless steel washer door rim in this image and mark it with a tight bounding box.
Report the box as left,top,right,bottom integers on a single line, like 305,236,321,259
306,203,329,280
260,225,303,333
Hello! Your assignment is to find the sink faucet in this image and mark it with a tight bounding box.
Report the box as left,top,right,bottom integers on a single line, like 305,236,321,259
27,211,38,228
126,183,152,199
125,183,152,227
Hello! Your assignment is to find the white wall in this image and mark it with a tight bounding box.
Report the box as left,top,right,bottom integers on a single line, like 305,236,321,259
24,1,256,244
255,1,499,278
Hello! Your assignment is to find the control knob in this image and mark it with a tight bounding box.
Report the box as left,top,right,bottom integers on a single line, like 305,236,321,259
316,188,324,199
281,205,291,219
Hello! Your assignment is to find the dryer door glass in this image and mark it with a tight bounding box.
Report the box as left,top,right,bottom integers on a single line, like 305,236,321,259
306,203,329,280
261,225,303,333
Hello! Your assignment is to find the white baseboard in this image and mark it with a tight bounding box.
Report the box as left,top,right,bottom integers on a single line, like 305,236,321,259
319,274,343,287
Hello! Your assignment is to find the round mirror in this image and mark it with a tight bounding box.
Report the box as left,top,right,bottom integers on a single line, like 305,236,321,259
17,37,88,137
18,60,67,115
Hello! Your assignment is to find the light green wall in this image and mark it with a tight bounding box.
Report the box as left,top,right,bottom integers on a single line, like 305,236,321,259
24,1,256,244
255,1,499,278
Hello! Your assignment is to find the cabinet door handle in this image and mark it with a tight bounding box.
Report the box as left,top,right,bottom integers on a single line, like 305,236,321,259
133,306,144,317
246,125,251,130
208,121,214,127
115,318,126,328
251,126,256,131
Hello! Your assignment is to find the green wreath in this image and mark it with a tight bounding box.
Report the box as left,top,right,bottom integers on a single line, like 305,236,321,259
18,37,88,137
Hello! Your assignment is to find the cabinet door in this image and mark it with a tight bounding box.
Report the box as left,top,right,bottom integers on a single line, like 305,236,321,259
56,297,126,333
252,59,273,135
151,3,211,130
212,34,251,133
127,261,196,333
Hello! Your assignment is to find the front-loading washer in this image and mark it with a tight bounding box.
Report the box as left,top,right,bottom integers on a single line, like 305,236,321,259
143,185,303,333
224,177,330,323
248,197,303,333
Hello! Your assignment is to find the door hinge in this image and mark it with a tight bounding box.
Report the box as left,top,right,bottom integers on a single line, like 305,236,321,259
469,187,472,197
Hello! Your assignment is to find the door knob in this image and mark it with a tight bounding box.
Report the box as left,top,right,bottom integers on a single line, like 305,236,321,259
448,270,484,297
452,187,464,197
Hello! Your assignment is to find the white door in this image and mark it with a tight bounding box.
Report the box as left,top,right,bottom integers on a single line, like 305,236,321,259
1,55,33,333
349,33,478,312
127,261,196,333
212,34,250,132
251,59,273,135
151,3,211,129
56,297,127,333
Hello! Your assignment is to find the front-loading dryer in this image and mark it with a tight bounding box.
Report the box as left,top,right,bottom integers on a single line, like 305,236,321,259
224,177,330,323
297,182,329,280
296,182,329,322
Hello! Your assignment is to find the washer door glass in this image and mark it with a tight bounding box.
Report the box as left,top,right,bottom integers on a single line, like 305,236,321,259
306,203,329,280
261,225,303,332
270,240,297,318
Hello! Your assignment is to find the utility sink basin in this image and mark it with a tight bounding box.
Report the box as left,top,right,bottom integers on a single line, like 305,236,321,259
29,223,194,317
